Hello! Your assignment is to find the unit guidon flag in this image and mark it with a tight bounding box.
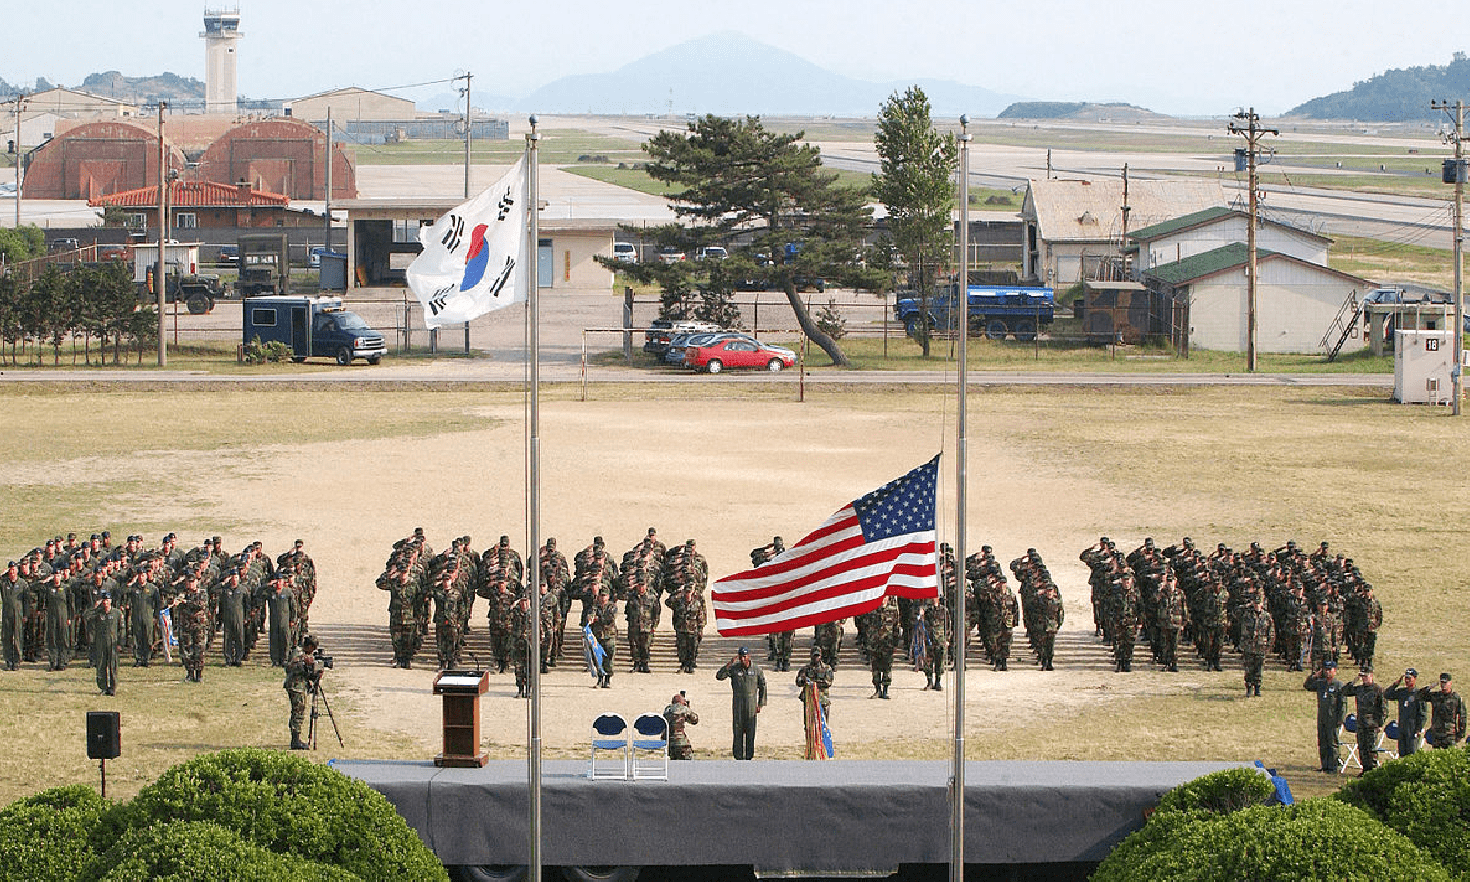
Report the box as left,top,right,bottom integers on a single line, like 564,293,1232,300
712,456,940,636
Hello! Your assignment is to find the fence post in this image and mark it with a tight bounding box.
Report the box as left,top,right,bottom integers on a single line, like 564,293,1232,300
622,287,633,361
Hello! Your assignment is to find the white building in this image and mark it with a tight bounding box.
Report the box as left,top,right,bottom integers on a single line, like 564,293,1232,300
1143,243,1374,354
1129,206,1330,275
1021,178,1226,286
201,8,242,115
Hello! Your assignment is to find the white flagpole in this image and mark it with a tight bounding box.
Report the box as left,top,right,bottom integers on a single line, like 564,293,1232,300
525,115,543,882
950,115,971,882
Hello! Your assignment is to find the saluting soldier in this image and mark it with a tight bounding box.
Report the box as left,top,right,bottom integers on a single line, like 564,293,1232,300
589,589,618,688
1342,669,1387,772
663,692,699,760
432,568,464,670
42,570,72,671
266,572,300,667
1239,597,1275,697
1,561,25,670
173,577,210,682
380,567,419,669
217,569,248,667
1417,673,1467,749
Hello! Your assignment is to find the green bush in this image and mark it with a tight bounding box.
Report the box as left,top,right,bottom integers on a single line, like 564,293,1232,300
1335,748,1470,877
1091,800,1450,882
77,820,360,882
1155,767,1277,815
0,785,108,882
93,749,446,882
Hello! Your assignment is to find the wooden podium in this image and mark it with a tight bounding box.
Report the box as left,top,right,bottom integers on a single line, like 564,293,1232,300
432,670,490,768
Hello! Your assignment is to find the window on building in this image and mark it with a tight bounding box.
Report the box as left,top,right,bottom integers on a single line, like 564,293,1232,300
176,212,197,229
127,213,148,229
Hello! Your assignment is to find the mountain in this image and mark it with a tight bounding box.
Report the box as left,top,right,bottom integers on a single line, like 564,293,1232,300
997,101,1166,121
1288,53,1470,121
517,33,1016,117
77,70,204,106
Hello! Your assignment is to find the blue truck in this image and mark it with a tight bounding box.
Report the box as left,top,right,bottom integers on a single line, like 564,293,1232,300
242,295,387,365
894,285,1055,341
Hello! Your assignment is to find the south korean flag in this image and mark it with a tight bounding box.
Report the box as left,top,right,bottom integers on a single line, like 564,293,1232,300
407,158,529,328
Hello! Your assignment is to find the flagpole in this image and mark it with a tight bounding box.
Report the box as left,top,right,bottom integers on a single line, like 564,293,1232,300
950,115,971,882
525,115,543,882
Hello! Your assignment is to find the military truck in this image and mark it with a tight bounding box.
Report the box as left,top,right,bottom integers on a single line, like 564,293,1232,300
236,233,290,297
131,242,225,314
894,285,1055,341
242,295,387,365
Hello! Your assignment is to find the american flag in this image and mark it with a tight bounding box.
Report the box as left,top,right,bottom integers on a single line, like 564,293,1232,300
712,456,940,636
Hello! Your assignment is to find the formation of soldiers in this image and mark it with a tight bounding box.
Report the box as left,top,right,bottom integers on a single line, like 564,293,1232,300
1080,536,1381,694
377,527,710,693
0,530,317,694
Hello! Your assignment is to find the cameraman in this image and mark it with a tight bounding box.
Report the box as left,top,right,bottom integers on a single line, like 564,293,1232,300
283,634,324,750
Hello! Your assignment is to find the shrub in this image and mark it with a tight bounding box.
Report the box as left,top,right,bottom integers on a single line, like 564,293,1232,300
1335,748,1470,877
1155,767,1277,815
0,785,108,882
93,749,447,882
1092,799,1449,882
816,299,847,340
77,820,360,882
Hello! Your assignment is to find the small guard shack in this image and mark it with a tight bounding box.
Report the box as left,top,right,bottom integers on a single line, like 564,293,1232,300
1393,329,1457,404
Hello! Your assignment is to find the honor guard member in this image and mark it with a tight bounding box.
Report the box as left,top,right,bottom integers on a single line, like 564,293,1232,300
1342,669,1387,773
716,647,767,760
624,580,660,673
283,635,322,750
920,596,949,690
1036,582,1064,671
1384,668,1428,756
796,648,834,759
663,691,699,760
862,597,900,698
590,589,618,688
1304,660,1346,773
1417,673,1468,749
88,592,124,695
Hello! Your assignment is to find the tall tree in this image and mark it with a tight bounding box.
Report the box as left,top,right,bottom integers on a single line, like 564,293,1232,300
639,115,877,367
872,86,957,357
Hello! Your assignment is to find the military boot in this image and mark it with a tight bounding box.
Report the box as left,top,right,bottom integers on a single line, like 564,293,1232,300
290,734,307,750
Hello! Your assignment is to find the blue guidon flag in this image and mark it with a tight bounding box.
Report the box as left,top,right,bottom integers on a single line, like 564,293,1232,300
712,456,940,636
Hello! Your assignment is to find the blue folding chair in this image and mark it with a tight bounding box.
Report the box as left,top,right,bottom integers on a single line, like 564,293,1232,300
1339,713,1361,773
1380,720,1401,761
588,713,630,780
630,712,669,780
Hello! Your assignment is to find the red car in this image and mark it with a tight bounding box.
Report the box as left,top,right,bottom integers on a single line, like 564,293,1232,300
684,338,796,373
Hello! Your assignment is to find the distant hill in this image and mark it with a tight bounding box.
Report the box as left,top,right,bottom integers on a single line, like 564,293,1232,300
1288,53,1470,121
997,101,1165,121
518,32,1016,117
77,70,204,106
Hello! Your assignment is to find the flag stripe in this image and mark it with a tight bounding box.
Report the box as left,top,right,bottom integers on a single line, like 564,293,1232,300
712,456,940,636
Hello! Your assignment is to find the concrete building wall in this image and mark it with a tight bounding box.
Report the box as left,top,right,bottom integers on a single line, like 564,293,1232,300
287,89,416,122
20,121,186,200
1186,259,1369,353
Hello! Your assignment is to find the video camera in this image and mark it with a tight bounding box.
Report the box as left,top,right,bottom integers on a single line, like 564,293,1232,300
313,648,334,670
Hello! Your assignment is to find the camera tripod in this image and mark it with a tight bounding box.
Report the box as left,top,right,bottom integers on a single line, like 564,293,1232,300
307,678,344,750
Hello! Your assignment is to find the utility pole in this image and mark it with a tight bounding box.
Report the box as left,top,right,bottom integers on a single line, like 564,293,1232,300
156,102,168,367
459,72,473,199
1432,99,1465,415
324,107,333,253
12,95,22,230
1120,164,1131,280
1228,108,1278,372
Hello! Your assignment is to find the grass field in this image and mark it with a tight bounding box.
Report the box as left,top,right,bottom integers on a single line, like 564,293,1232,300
0,382,1465,807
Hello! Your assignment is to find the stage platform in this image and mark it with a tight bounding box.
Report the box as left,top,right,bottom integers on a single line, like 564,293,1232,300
335,758,1252,875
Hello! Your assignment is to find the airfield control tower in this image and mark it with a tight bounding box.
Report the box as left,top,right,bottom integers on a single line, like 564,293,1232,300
201,7,242,115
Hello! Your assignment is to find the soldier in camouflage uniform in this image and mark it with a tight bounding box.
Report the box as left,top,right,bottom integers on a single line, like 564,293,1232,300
379,566,419,669
590,589,618,688
540,538,571,662
510,596,534,698
665,582,707,673
1154,571,1188,672
432,568,464,670
813,619,843,670
862,597,900,699
1309,599,1339,674
1239,596,1275,697
663,692,699,760
173,576,210,682
1193,572,1228,672
276,540,317,635
1108,572,1140,673
920,596,949,690
574,537,613,626
1417,674,1467,748
283,635,320,750
484,580,516,673
623,579,658,676
1036,582,1063,671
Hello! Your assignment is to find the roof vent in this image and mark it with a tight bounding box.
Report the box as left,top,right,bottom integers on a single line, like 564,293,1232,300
1078,210,1099,226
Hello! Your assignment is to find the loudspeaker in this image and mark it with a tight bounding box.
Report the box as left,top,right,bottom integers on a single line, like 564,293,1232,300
86,711,121,760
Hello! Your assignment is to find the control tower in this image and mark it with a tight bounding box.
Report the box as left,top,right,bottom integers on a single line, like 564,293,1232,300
201,7,242,115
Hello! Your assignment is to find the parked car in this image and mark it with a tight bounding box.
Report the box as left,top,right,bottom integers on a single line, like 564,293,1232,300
662,330,754,365
696,246,728,261
684,338,797,373
643,319,721,355
612,242,638,263
658,247,687,264
216,244,240,266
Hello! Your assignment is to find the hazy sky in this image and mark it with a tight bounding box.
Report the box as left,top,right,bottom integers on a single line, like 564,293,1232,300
6,0,1467,116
